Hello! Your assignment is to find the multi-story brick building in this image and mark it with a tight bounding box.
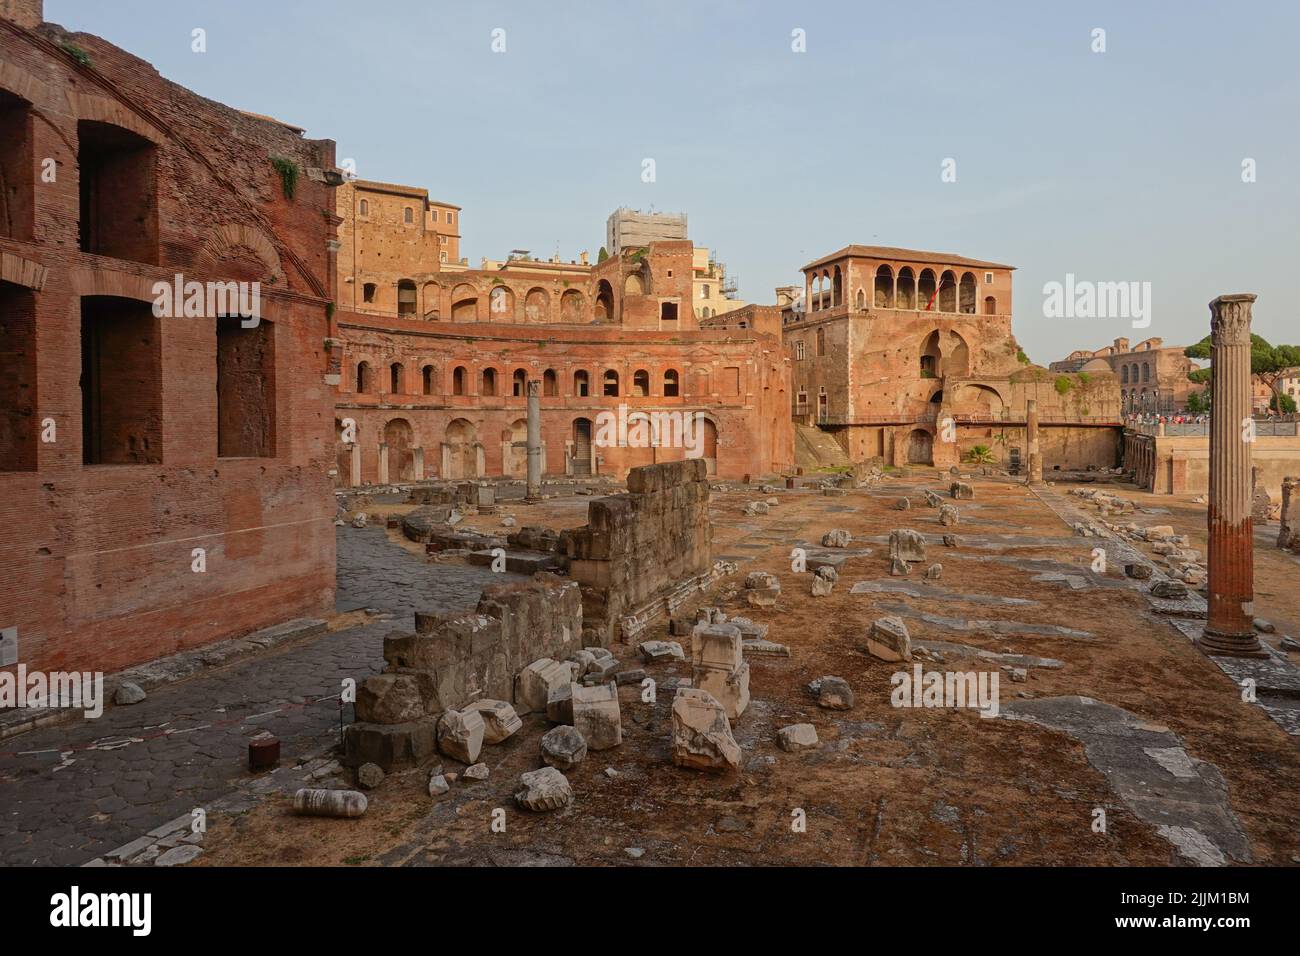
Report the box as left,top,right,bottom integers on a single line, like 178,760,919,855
782,245,1122,469
0,0,339,673
333,190,793,482
1051,337,1198,414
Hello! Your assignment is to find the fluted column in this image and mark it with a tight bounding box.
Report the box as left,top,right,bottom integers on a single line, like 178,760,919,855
525,379,542,501
1026,399,1042,484
1199,293,1265,657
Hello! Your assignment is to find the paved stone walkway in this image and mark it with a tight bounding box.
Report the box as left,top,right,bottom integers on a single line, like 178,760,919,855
0,527,516,866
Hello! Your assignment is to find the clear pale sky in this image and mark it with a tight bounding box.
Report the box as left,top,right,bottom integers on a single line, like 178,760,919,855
47,0,1300,362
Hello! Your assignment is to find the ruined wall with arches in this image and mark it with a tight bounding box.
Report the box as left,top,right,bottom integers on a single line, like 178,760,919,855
332,310,792,483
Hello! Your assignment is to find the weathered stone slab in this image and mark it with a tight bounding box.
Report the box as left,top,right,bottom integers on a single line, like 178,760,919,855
672,688,741,772
572,681,622,749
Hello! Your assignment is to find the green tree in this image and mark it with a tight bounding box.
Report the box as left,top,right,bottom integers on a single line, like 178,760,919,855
1272,392,1297,414
1184,334,1300,415
1186,390,1210,415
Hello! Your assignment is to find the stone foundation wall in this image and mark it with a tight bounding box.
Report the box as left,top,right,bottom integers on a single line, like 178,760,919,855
566,459,712,646
1280,477,1299,552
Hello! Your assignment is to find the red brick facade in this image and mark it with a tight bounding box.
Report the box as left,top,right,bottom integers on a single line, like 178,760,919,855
0,5,338,674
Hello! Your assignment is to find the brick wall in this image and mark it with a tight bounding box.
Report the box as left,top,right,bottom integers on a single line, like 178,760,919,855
0,15,338,673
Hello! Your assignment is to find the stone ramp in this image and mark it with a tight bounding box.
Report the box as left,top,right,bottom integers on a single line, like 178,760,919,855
795,423,851,470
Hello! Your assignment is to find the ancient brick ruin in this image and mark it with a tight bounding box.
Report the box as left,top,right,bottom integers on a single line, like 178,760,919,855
567,459,713,646
0,0,338,673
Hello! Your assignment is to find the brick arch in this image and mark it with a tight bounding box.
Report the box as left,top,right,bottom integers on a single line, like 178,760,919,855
67,91,164,144
0,251,47,291
0,58,58,109
198,223,286,284
68,266,159,303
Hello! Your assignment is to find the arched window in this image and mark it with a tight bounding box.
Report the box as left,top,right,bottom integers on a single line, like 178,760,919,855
574,370,590,396
874,265,894,308
1143,363,1150,382
664,369,680,397
543,368,558,397
983,295,997,315
633,369,650,397
362,282,376,303
389,362,403,393
603,369,619,397
512,368,527,397
403,206,413,224
832,266,843,306
959,272,977,313
856,289,866,309
422,364,434,395
938,270,957,312
897,268,916,309
482,368,498,396
452,365,467,396
359,199,368,216
1122,365,1129,384
355,361,372,394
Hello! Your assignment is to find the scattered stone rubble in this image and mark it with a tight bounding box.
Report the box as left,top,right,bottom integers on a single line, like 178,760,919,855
671,687,742,772
691,622,750,720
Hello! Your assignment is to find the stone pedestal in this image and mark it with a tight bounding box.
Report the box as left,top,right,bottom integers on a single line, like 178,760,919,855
1198,293,1266,658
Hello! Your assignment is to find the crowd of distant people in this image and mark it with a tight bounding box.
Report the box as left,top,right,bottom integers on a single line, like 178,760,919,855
1126,412,1209,425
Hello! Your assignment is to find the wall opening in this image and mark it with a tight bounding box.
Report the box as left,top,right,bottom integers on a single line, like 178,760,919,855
80,296,162,464
397,279,417,316
0,280,37,470
452,365,466,395
422,364,434,395
602,369,619,397
482,367,498,396
0,90,34,241
512,368,527,397
543,368,558,396
77,121,158,264
633,369,650,396
389,361,403,393
575,370,590,397
660,301,678,328
355,360,372,393
216,316,275,458
663,369,680,397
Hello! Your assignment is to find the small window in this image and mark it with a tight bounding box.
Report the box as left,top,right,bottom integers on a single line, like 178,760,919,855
603,370,619,397
663,369,680,398
422,364,434,395
702,284,710,298
984,272,993,284
404,207,413,224
796,341,806,361
452,365,467,395
363,282,377,303
575,370,590,397
447,211,454,223
359,198,368,216
482,368,498,396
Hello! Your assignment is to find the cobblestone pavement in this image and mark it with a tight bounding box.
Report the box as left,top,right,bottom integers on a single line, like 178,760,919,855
0,527,518,866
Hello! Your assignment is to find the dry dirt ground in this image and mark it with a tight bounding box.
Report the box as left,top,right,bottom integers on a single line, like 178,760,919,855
196,476,1300,867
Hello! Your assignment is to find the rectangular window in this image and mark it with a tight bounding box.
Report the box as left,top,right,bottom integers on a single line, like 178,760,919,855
81,296,162,464
796,341,806,361
0,281,37,471
217,317,276,458
722,366,740,396
985,272,993,284
78,121,159,264
0,90,35,241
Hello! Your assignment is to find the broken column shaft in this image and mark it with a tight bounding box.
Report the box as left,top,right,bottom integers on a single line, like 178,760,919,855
1198,293,1265,658
525,379,542,501
1026,399,1042,484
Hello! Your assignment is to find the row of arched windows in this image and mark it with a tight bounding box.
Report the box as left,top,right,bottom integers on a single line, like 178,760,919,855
352,361,683,399
809,265,997,316
1120,362,1152,384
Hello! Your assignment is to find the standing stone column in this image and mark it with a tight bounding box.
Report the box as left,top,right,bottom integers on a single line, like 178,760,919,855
1198,293,1265,657
525,379,542,501
1026,399,1042,484
377,443,389,485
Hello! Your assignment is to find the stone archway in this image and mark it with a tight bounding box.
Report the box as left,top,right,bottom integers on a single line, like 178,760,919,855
443,418,478,479
384,417,415,481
